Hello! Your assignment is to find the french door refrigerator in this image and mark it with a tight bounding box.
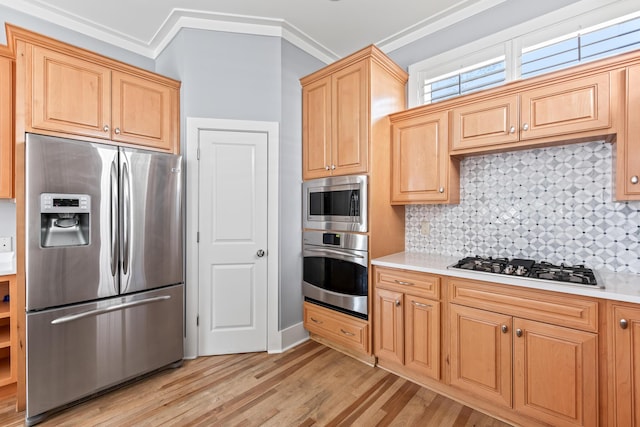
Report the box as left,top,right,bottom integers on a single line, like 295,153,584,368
24,133,184,425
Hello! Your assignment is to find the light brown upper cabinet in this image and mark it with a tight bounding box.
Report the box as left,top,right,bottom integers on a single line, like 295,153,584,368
618,64,640,200
0,54,13,199
389,109,460,204
451,72,611,154
301,45,407,180
16,32,180,153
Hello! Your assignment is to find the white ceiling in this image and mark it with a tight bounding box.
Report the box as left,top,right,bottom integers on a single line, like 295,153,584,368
0,0,507,62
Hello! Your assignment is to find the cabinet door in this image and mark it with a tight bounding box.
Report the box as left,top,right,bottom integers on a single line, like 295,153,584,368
391,111,452,203
513,318,597,427
449,304,512,408
520,72,610,140
405,295,440,380
620,65,640,198
0,56,12,198
374,288,404,365
31,45,111,139
610,304,640,427
302,76,332,179
111,71,177,152
451,94,519,151
331,60,368,176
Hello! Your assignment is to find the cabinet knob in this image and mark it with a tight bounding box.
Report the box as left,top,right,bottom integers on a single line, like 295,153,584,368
509,126,516,134
438,187,445,193
620,319,628,329
310,317,322,324
256,249,265,257
325,166,330,171
501,324,509,334
522,123,529,131
114,128,121,135
331,164,336,170
516,328,523,337
394,280,414,286
103,125,110,132
631,176,639,185
395,300,401,307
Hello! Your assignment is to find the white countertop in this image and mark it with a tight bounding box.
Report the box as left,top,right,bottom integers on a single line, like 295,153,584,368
0,252,16,276
372,252,640,304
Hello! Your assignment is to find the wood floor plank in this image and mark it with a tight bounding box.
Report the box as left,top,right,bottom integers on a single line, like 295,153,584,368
0,341,513,426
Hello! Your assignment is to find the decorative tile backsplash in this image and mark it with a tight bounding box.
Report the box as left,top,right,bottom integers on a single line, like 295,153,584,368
406,141,640,274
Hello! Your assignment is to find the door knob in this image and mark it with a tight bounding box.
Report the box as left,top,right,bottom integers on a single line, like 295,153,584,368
256,249,265,257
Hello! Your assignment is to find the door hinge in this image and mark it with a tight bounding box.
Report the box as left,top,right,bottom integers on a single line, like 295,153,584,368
197,148,200,160
197,232,200,243
196,315,199,327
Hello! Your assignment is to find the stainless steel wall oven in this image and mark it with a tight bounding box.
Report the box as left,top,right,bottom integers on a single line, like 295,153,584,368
302,230,368,319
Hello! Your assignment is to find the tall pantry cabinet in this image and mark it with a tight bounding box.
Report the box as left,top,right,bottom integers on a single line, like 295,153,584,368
300,46,408,361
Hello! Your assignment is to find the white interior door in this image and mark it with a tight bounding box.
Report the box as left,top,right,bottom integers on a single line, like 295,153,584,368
198,129,268,355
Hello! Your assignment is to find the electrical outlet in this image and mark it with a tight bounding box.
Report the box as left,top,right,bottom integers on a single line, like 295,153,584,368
420,221,430,236
0,237,11,253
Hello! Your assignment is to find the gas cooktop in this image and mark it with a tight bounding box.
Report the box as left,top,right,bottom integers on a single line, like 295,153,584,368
449,256,603,288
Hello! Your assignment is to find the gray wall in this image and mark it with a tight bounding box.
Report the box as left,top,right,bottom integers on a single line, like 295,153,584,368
388,0,583,69
155,29,324,331
279,40,324,328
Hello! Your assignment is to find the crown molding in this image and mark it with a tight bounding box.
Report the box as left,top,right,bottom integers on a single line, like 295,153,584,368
376,0,508,53
149,9,339,64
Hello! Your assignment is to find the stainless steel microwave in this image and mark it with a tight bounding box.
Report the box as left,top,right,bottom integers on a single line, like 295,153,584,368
302,175,367,232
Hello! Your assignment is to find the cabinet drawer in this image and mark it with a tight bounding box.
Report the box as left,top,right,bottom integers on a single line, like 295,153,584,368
375,266,440,299
304,302,369,353
448,277,598,332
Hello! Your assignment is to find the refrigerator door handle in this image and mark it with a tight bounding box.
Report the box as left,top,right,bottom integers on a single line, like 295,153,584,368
50,295,171,325
110,158,119,281
121,153,131,281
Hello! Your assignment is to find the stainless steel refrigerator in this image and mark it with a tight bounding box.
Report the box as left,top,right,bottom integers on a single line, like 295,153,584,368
24,133,184,425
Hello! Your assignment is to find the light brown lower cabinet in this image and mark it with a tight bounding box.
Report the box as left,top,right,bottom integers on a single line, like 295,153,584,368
373,267,441,382
450,303,598,427
303,301,369,355
609,302,640,427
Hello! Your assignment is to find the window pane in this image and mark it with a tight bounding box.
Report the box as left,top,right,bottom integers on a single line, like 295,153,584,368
580,19,640,61
424,60,505,104
522,38,579,78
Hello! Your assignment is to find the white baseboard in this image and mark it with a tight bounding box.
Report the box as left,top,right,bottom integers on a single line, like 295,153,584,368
268,322,309,354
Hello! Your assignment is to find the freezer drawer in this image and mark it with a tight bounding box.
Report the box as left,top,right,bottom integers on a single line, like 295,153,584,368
26,284,184,422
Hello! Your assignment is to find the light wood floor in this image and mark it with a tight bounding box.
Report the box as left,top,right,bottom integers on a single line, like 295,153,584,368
0,340,512,426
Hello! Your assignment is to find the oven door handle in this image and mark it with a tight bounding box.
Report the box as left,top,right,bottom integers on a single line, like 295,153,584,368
303,248,368,267
305,248,365,259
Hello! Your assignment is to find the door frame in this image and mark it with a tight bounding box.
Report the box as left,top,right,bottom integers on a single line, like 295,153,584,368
185,117,280,357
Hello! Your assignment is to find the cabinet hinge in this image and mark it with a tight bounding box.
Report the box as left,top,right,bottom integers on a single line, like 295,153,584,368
197,148,200,160
197,232,200,243
196,315,199,327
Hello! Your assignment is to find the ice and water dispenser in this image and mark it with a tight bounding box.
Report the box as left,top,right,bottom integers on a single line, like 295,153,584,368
40,193,91,247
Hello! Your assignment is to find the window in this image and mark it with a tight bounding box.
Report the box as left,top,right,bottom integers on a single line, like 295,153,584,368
408,1,640,107
522,16,640,78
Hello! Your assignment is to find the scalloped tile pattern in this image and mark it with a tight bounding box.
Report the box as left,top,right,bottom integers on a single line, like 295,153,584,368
405,141,640,273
